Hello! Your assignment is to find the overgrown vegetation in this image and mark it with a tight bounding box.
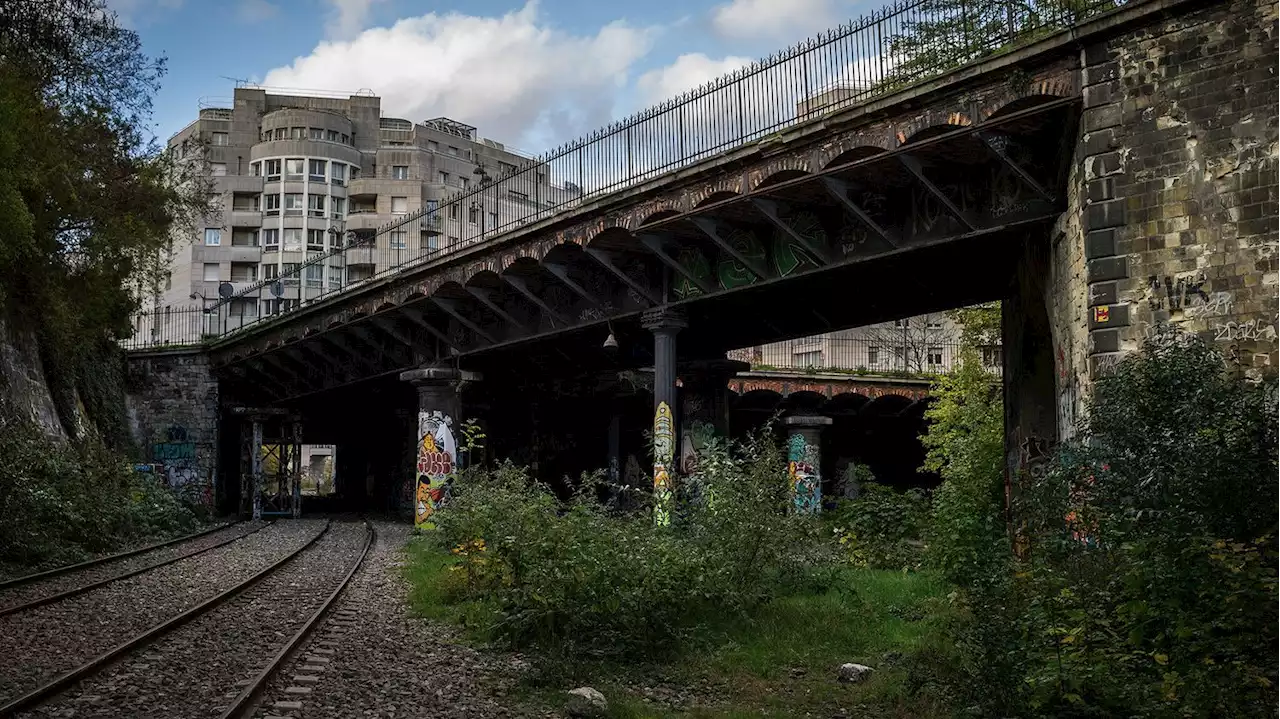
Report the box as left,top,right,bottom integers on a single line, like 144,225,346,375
0,1,211,570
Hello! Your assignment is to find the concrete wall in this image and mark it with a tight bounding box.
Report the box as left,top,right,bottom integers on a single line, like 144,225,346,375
1079,0,1279,379
125,350,220,510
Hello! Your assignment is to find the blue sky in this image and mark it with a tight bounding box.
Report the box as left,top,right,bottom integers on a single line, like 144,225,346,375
111,0,875,153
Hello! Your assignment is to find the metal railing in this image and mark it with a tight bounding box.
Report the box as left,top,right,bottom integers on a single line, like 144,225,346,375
122,307,213,350
127,0,1121,350
729,337,1004,376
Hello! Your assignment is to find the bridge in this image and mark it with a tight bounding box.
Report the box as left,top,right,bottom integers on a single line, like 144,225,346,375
125,0,1278,520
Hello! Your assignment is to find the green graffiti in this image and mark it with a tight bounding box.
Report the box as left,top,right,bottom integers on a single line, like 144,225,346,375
771,212,825,277
716,228,765,290
672,246,712,300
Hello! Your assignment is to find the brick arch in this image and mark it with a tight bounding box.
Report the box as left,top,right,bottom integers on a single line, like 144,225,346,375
688,175,744,207
732,388,784,410
374,301,397,313
747,154,813,191
462,268,503,289
619,199,685,230
431,279,469,299
897,110,973,146
861,393,917,416
584,225,637,249
821,145,890,170
813,132,895,169
826,392,870,415
542,240,590,265
693,189,742,208
981,91,1075,122
397,289,426,305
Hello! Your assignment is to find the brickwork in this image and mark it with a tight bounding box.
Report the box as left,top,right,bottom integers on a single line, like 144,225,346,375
1079,0,1279,379
125,350,221,509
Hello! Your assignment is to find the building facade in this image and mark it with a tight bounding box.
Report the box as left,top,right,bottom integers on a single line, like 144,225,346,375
153,87,574,329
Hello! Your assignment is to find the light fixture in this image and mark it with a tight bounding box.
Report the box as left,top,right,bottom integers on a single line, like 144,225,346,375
603,321,618,352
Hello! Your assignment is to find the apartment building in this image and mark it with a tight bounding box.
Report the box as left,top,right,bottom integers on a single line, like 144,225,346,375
155,86,574,323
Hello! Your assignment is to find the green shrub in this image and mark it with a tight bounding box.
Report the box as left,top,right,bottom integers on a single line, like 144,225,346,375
426,425,820,662
944,338,1279,717
831,482,930,571
0,412,200,570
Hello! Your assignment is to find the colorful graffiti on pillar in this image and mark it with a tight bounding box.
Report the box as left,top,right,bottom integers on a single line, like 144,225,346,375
151,425,213,508
414,410,457,529
787,433,821,514
652,401,675,526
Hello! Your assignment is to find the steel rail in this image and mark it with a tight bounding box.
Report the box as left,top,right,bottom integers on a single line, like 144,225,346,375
0,522,272,618
0,521,237,591
0,520,332,717
217,519,376,719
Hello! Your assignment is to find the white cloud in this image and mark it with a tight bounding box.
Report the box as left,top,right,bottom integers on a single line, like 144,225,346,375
262,2,653,151
325,0,386,40
635,52,753,106
709,0,841,41
238,0,278,23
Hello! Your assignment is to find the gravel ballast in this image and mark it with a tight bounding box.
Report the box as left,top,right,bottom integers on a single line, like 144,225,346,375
248,521,545,719
0,519,326,707
0,522,264,614
16,521,370,719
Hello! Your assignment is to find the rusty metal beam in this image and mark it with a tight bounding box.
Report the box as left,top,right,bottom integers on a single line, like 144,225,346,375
821,178,898,248
750,198,833,264
431,297,498,345
898,155,976,231
583,248,660,305
637,234,716,296
689,217,769,280
465,286,530,333
543,261,604,308
502,274,570,325
977,131,1053,203
397,306,463,354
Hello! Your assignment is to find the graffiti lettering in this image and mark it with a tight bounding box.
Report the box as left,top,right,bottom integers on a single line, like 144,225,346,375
1183,291,1234,319
787,433,822,514
414,410,456,529
1146,273,1209,311
1214,319,1278,343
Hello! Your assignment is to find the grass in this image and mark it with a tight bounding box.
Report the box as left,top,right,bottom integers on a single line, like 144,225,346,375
403,537,959,718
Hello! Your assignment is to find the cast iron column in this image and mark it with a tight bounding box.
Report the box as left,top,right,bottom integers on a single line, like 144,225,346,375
785,414,831,515
399,367,482,530
642,307,686,526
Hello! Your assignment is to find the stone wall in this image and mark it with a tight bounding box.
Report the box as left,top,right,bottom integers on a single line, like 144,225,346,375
1079,0,1279,379
125,350,220,510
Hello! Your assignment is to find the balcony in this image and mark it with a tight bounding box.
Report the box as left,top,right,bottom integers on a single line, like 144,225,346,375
226,245,262,263
347,178,377,200
229,210,262,227
344,212,382,233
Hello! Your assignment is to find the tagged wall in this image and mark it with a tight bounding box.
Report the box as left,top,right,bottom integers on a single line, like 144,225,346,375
1078,0,1279,378
125,350,220,510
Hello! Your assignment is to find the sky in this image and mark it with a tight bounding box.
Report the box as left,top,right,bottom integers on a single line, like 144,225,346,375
110,0,878,154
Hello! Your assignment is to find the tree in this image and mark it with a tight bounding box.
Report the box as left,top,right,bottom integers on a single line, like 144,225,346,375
857,312,959,374
0,0,208,439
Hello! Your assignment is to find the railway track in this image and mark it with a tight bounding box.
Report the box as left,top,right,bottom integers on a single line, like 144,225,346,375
0,521,269,618
1,519,374,719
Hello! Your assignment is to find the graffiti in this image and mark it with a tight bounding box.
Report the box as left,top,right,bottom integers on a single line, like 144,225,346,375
1184,291,1234,319
1146,273,1209,311
787,433,821,514
414,410,457,530
672,247,712,300
151,425,212,508
679,420,715,475
715,228,765,290
652,401,675,526
1214,319,1277,343
770,212,824,277
1137,320,1199,347
578,302,615,322
1014,432,1052,481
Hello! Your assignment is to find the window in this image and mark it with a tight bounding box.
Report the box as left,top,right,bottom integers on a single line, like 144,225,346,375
211,132,228,146
390,230,407,249
204,228,221,246
232,193,259,211
868,346,880,366
230,262,257,282
927,318,943,329
448,204,459,219
309,159,327,181
229,298,256,317
264,159,281,180
290,127,305,140
210,163,227,176
447,235,459,245
326,130,339,142
468,206,478,224
202,263,219,281
285,159,304,181
284,193,304,215
794,351,822,367
263,263,279,280
927,347,944,366
499,161,516,175
309,127,324,140
488,212,497,227
330,163,346,185
331,197,345,218
250,162,261,176
282,262,301,285
283,229,303,252
305,255,324,287
231,230,259,247
273,128,287,140
262,228,279,250
392,165,408,180
894,318,910,328
308,194,326,217
391,197,407,215
421,234,439,251
447,146,458,155
340,133,349,144
427,141,438,152
307,229,326,251
460,177,470,190
263,193,280,215
982,346,1003,367
349,165,360,179
438,171,449,185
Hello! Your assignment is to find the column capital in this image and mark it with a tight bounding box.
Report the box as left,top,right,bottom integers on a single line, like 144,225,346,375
399,367,483,386
641,306,688,332
784,414,833,429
